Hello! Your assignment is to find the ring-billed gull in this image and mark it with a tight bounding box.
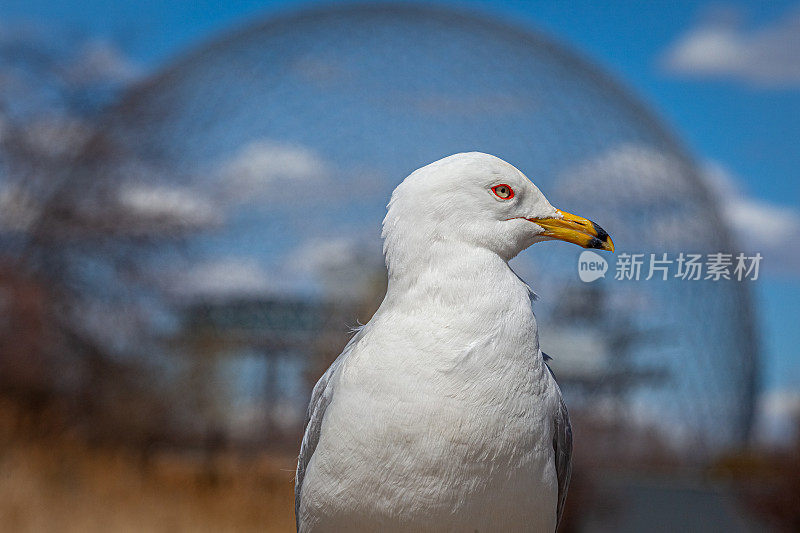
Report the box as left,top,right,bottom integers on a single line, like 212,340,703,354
295,152,614,532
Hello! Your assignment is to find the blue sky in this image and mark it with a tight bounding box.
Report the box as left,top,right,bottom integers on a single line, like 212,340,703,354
2,0,797,202
2,0,798,417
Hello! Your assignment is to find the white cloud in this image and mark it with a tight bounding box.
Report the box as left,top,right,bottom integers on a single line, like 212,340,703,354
703,162,800,275
754,389,800,446
171,237,382,301
118,184,221,229
286,237,364,275
283,236,383,299
0,25,139,119
114,142,333,233
557,144,693,203
65,39,141,86
661,5,800,87
217,140,329,201
175,258,273,298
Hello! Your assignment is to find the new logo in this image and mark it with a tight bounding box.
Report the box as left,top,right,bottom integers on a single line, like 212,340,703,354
578,250,608,282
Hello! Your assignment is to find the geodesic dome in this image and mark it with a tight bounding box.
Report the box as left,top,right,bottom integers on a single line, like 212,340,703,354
99,3,757,449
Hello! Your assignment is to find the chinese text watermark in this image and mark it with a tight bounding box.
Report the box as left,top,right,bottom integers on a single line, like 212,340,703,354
578,251,762,282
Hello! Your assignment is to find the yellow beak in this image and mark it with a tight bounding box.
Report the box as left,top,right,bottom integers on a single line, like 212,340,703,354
528,210,615,252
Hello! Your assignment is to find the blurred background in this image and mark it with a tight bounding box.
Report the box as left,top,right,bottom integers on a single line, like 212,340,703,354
0,1,798,531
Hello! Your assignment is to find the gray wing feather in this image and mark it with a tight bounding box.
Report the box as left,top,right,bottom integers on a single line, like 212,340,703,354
295,328,364,530
545,355,573,530
553,393,573,529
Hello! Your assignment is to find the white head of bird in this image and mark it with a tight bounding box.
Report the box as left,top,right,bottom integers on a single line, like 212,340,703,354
382,152,614,279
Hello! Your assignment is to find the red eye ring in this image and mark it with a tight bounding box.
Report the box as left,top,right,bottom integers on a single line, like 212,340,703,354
491,184,514,200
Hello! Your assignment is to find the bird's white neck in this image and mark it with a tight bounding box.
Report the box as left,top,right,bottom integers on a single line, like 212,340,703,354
381,239,537,339
384,240,518,297
372,238,544,385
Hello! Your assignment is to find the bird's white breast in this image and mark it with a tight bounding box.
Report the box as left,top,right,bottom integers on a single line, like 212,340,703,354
299,249,560,532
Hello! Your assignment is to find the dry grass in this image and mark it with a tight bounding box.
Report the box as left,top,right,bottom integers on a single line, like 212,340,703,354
0,432,297,532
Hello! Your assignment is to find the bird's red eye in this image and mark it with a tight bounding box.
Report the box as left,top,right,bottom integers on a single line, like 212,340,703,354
492,184,514,200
